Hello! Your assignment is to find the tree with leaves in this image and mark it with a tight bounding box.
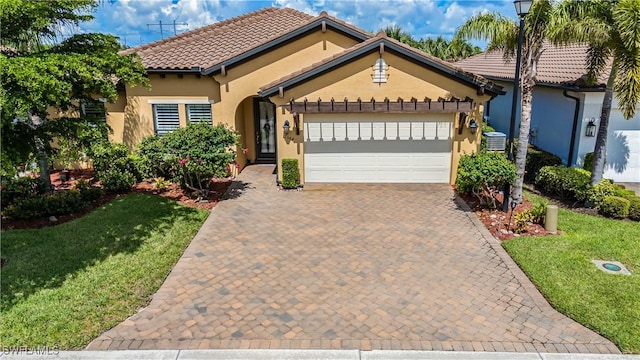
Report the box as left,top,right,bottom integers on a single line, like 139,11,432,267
549,0,640,186
382,26,481,61
0,0,147,187
454,0,555,204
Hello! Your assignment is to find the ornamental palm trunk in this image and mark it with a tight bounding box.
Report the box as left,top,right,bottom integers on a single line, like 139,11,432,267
590,68,616,186
511,64,535,204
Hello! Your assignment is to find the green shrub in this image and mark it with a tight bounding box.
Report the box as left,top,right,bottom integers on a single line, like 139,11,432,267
456,151,517,208
91,142,129,174
0,176,48,209
281,158,300,189
586,179,618,207
3,189,87,219
73,178,104,202
100,169,136,193
598,196,630,219
525,146,562,183
136,123,239,190
615,189,637,198
91,142,142,191
535,166,591,202
625,196,640,221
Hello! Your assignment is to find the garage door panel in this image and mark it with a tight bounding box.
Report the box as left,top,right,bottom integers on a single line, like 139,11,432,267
304,114,453,183
305,139,452,153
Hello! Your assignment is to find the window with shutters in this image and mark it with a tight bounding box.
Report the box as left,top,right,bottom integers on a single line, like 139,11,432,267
186,104,213,125
81,100,106,122
153,104,180,136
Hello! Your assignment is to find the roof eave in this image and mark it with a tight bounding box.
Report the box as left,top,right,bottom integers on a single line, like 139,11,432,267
147,67,203,74
482,75,606,92
260,39,504,98
202,18,370,76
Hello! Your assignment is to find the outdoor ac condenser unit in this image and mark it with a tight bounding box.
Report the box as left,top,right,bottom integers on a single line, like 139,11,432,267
484,132,507,151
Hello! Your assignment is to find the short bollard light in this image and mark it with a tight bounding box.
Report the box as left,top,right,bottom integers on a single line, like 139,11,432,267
545,205,558,233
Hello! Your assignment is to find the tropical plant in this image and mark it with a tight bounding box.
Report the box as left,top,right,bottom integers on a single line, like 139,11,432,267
455,0,555,204
382,26,481,61
0,0,148,190
549,0,640,185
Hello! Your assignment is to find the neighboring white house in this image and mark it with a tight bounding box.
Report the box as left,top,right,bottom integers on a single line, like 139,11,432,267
455,43,640,183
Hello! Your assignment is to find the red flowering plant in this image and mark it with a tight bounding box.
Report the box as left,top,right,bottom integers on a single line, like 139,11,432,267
136,123,240,196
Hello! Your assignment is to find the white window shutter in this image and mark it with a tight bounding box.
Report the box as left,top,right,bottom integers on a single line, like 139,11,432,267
186,104,213,125
153,104,180,136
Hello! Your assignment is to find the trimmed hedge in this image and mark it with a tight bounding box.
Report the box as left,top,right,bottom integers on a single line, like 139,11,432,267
281,158,300,189
624,195,640,221
586,179,618,207
535,166,591,202
599,196,630,219
525,146,562,183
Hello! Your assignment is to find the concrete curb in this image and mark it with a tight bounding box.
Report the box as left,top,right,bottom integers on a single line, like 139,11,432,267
2,350,640,360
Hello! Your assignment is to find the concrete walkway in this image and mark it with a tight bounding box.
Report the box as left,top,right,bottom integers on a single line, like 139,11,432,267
88,165,619,354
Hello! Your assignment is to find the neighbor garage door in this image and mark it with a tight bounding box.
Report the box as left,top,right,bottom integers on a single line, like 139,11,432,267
304,113,453,183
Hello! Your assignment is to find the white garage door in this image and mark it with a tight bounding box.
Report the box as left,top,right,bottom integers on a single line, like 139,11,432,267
304,114,453,183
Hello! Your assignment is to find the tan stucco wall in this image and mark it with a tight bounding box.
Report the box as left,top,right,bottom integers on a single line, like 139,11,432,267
107,74,220,146
269,51,490,184
108,29,360,173
211,29,360,169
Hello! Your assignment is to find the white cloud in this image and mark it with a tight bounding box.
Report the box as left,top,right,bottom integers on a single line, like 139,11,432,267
82,0,516,48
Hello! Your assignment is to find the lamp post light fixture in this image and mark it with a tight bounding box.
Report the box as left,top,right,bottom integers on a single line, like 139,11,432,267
586,118,597,137
503,0,532,213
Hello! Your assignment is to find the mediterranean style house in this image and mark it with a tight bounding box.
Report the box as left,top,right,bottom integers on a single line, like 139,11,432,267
105,7,503,185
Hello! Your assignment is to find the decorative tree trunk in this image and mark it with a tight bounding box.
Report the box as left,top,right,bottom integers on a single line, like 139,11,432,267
590,67,616,186
511,74,534,204
36,141,53,192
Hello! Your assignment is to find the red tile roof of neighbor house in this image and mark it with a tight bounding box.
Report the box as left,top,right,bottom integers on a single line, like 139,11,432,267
120,7,372,71
453,42,611,87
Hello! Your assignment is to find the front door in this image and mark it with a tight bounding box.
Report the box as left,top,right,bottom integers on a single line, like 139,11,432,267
254,98,276,163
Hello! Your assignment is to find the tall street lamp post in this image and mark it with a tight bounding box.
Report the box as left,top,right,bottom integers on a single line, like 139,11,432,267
503,0,533,213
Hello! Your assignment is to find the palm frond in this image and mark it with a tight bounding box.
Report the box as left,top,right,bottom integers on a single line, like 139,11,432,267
586,45,613,84
454,12,518,55
613,48,640,119
613,0,640,51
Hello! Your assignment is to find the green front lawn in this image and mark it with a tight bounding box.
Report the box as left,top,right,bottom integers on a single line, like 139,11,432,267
503,192,640,353
0,194,208,349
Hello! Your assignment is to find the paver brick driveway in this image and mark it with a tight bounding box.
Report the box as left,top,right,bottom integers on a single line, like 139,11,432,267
89,165,619,354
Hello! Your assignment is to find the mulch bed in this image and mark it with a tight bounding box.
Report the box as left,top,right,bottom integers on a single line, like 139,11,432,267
1,169,232,231
459,189,554,241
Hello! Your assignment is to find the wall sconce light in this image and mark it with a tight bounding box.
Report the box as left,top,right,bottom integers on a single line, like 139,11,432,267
283,120,290,136
469,119,478,135
585,118,597,137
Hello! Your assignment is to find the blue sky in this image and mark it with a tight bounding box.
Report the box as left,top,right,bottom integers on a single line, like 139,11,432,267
81,0,518,48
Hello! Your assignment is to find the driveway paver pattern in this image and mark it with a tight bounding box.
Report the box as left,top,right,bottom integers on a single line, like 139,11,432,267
88,165,619,353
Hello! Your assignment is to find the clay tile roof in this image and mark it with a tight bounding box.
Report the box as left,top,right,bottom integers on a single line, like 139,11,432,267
120,7,314,70
260,33,501,96
453,42,610,87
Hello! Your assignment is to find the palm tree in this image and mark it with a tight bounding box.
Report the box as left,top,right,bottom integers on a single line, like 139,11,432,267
454,0,554,204
382,25,419,48
549,0,640,185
